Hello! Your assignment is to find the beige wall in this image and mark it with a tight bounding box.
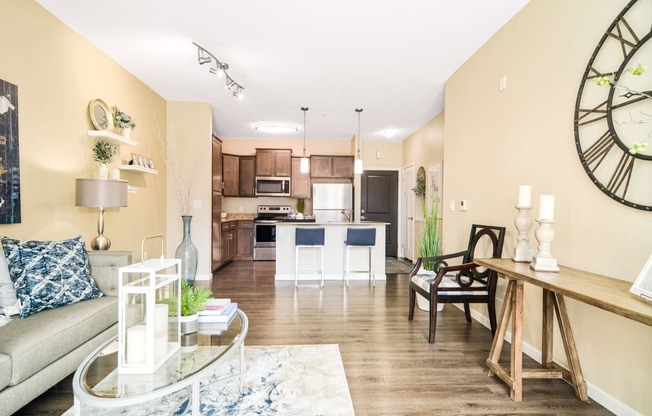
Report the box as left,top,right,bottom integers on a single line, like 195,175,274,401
0,1,167,256
444,0,652,413
166,102,212,279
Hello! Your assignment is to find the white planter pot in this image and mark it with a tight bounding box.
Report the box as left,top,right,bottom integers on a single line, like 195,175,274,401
98,164,108,180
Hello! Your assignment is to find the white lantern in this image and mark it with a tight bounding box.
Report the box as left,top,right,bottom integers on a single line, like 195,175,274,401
118,236,181,374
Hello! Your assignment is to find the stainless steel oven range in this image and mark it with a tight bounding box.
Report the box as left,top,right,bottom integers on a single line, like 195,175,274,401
253,205,292,261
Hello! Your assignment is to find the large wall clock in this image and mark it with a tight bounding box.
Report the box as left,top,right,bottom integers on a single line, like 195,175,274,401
574,0,651,211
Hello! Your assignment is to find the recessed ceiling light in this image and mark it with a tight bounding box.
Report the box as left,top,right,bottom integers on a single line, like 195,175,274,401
254,123,299,133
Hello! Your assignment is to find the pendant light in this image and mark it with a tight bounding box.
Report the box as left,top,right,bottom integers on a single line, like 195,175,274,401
354,108,364,174
300,107,310,173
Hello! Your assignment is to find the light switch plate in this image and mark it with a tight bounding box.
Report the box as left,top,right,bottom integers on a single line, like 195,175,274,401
460,200,468,211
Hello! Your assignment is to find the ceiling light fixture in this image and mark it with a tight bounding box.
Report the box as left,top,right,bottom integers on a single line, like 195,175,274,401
193,41,244,99
300,107,310,173
254,123,299,134
355,108,364,174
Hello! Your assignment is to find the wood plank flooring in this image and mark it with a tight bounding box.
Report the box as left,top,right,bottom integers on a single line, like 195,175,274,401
15,260,613,415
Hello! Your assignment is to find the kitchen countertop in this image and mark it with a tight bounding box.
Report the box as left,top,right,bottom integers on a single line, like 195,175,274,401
222,213,255,222
276,221,389,225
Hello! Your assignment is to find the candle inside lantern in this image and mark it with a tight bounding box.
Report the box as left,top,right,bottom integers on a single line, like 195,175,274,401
539,195,555,220
155,333,168,361
126,325,147,365
517,185,532,207
154,303,168,335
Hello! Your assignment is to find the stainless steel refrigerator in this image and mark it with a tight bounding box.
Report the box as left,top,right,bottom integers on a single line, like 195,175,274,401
312,183,353,223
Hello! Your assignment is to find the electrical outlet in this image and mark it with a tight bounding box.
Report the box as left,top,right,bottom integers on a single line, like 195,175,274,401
449,200,455,211
192,200,202,209
239,206,244,212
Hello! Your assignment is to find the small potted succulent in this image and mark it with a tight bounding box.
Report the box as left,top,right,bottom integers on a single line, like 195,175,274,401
112,106,136,138
92,140,117,179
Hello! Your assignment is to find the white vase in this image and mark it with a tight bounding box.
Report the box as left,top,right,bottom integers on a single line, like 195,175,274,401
98,164,109,180
179,314,198,334
111,167,121,180
121,127,132,139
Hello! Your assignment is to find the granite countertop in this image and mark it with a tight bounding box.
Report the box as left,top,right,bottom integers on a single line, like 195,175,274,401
276,221,389,225
222,213,255,222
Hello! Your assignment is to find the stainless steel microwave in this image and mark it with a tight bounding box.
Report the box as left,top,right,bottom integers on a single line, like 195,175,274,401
255,177,291,197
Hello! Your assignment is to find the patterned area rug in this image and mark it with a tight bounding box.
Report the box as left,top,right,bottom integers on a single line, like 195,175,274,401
385,257,414,274
64,344,354,416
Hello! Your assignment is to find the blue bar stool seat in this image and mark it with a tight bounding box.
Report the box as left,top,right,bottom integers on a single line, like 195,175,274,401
343,228,376,287
295,227,325,287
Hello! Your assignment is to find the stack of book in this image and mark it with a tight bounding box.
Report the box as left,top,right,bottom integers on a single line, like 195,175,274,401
197,299,238,334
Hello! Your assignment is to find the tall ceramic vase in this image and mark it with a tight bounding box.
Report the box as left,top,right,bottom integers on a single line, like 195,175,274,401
175,215,198,285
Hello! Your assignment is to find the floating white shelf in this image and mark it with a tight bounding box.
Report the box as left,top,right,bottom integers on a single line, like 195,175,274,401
87,130,137,147
128,186,138,193
118,165,158,175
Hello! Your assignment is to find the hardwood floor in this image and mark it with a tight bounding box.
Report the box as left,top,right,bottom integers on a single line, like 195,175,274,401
16,260,613,415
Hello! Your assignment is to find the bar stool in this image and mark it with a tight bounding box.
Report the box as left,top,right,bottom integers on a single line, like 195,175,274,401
343,228,376,287
295,228,325,287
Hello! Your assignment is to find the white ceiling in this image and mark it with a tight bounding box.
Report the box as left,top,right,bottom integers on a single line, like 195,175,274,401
36,0,530,142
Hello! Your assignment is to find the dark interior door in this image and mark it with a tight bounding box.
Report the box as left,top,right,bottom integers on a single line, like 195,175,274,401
361,170,398,257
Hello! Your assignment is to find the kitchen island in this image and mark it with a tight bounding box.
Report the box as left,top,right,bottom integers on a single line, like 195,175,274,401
275,221,387,282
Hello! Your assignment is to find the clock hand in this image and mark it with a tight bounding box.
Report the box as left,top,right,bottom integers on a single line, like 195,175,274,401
611,90,652,109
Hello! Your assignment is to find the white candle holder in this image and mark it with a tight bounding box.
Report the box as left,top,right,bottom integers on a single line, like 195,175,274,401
530,219,560,272
512,205,533,263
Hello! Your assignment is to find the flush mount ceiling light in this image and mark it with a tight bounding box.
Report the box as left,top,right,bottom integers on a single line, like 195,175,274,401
300,107,310,173
254,123,299,134
355,108,364,174
193,41,244,99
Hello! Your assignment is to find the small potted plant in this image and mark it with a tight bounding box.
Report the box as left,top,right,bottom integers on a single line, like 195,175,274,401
179,278,212,336
92,140,117,179
112,106,136,138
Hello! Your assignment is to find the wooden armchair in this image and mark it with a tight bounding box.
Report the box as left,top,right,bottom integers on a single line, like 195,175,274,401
408,224,506,343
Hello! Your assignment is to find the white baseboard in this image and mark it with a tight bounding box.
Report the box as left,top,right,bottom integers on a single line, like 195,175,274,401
462,305,642,416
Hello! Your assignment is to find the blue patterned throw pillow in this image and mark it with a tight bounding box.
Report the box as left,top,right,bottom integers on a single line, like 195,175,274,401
1,236,103,318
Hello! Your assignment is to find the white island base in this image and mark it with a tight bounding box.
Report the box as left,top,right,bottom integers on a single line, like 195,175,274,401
275,222,386,282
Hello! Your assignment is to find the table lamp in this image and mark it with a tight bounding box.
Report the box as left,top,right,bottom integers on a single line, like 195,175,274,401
75,179,128,250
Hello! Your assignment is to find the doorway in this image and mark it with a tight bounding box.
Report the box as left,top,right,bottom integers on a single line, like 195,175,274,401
360,170,399,257
401,164,415,260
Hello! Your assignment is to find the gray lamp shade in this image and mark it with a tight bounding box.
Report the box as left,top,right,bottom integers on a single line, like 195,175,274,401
75,179,128,208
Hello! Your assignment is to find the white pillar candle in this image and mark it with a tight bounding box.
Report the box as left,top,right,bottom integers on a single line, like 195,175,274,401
154,333,168,362
126,325,147,365
539,195,555,220
517,185,532,207
154,303,168,335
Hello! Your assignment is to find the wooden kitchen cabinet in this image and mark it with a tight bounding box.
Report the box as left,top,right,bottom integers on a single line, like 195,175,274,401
220,221,237,263
239,156,256,197
235,220,253,260
291,157,311,198
310,155,354,178
222,154,240,197
212,137,223,192
256,149,292,177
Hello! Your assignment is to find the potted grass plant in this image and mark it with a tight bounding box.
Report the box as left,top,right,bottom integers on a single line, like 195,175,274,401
416,196,444,311
179,278,212,336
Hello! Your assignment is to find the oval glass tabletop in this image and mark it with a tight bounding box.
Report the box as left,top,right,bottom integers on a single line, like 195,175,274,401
73,310,248,406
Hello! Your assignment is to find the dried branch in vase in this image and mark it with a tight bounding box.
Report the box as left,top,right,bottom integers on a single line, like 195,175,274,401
156,122,194,216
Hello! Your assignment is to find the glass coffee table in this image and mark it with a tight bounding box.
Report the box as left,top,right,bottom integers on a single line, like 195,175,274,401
73,310,248,415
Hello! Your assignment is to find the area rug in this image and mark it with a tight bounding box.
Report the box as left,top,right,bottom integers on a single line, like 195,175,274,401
64,344,355,416
385,257,414,274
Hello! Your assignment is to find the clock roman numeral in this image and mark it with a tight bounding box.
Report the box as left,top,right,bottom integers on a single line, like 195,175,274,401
607,16,639,59
577,100,608,126
582,130,615,169
606,152,635,199
585,66,618,80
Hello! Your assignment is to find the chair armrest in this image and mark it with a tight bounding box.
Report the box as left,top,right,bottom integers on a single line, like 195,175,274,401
410,250,468,276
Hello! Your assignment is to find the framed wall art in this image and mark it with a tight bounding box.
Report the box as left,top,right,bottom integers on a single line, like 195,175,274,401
630,254,652,302
0,79,21,224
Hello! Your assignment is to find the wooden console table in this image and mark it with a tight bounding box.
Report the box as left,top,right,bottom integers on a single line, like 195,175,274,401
474,258,652,402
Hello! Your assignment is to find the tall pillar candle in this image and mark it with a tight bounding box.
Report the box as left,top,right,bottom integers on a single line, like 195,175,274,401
154,303,168,335
126,325,147,365
539,195,555,220
517,185,532,207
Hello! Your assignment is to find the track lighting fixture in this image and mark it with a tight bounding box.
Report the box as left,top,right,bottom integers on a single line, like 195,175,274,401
355,108,364,174
193,41,244,99
300,107,310,173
